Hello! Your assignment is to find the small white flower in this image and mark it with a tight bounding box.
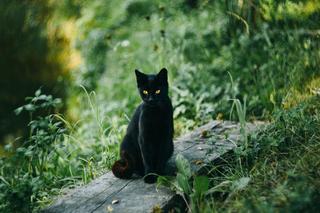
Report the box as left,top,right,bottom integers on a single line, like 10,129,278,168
121,40,130,47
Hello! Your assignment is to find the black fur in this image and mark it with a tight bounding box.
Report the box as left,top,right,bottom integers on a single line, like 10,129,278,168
112,68,174,184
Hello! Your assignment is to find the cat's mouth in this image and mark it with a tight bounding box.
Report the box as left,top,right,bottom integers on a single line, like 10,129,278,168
144,100,159,107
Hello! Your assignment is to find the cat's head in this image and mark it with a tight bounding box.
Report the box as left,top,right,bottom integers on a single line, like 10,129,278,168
135,68,169,105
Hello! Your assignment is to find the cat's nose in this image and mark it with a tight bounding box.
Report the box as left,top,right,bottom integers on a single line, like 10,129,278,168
148,96,155,102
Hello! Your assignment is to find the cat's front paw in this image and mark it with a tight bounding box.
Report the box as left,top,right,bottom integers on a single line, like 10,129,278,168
144,174,157,184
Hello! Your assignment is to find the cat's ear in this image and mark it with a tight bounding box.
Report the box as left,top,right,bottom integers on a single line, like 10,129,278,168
157,68,168,83
135,69,147,87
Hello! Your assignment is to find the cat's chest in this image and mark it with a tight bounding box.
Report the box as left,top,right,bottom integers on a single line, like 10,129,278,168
139,106,170,128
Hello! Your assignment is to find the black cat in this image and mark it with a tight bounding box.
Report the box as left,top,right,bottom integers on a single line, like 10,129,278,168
112,68,174,183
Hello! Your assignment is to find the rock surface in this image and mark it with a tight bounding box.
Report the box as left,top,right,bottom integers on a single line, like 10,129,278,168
43,120,263,213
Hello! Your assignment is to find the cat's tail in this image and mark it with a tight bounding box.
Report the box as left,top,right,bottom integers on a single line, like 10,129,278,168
112,151,134,179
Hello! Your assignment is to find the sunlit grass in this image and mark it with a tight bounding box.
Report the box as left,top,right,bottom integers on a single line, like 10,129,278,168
168,96,320,212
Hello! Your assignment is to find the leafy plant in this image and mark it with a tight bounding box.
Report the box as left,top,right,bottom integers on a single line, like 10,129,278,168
0,89,66,212
171,154,210,212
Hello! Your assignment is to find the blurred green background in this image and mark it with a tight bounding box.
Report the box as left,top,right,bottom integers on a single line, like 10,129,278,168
0,0,319,212
1,0,319,144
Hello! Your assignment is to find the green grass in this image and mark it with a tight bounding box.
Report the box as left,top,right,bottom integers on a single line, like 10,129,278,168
227,97,320,212
171,96,320,212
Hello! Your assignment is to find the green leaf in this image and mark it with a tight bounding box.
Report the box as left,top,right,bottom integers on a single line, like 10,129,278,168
193,176,209,196
25,104,35,112
35,89,41,96
14,107,24,115
175,154,191,178
176,173,191,194
156,175,175,188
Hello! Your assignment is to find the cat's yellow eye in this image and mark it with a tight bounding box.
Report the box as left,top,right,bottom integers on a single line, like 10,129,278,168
143,90,148,95
155,89,161,94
